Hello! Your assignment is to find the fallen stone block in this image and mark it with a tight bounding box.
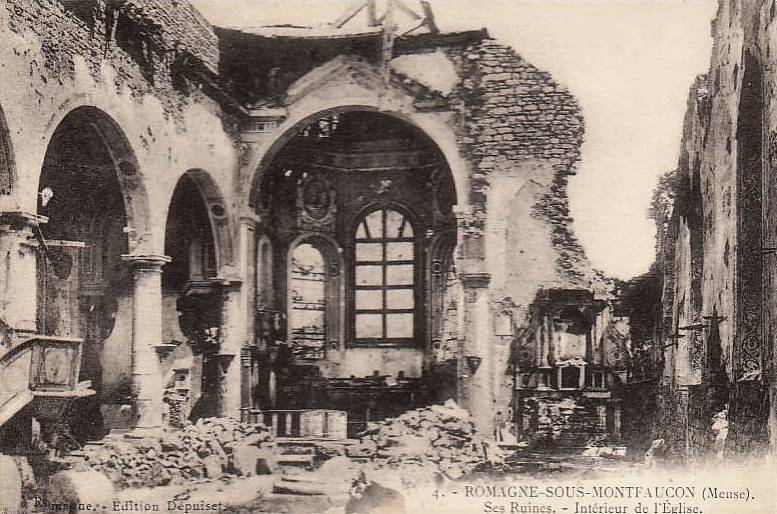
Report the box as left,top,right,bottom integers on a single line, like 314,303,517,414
45,469,114,511
230,444,262,476
346,479,407,514
256,444,277,475
202,455,223,479
0,455,23,513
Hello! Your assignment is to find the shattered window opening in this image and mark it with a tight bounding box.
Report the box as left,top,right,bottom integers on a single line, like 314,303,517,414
289,242,327,359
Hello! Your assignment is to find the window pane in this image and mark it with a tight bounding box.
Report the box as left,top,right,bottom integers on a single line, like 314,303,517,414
290,243,326,359
385,210,404,238
356,222,367,239
386,242,413,261
363,210,383,239
292,244,325,275
356,242,383,262
356,313,383,338
356,289,383,310
402,220,413,238
386,264,414,285
291,309,325,336
356,265,382,286
386,289,413,309
386,313,413,338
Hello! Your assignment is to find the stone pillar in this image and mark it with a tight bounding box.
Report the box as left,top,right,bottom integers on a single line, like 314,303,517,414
219,278,244,418
452,205,496,436
459,272,493,436
537,312,553,389
226,212,261,418
121,254,170,430
0,211,47,340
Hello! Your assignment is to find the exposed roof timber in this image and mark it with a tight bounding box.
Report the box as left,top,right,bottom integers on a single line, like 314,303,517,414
217,26,488,49
330,0,377,29
227,26,383,39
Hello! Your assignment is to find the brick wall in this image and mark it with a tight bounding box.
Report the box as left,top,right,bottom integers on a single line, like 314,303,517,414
4,0,218,120
443,39,607,290
121,0,218,72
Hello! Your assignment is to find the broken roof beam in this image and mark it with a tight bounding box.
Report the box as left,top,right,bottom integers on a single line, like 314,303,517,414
421,1,438,33
330,0,373,29
394,0,422,21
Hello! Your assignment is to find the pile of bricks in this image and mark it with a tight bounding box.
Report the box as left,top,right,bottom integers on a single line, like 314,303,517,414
80,417,273,489
346,400,499,480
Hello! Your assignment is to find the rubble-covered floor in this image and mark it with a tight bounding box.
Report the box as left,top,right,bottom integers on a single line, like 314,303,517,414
35,402,649,514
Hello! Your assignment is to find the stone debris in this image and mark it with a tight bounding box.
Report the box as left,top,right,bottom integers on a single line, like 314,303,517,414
346,400,501,481
79,417,274,489
45,469,115,511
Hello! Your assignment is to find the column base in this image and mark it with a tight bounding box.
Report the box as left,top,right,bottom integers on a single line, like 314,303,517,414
132,398,163,431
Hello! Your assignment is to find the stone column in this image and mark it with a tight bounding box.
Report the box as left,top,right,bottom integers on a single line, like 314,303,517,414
0,211,47,340
459,272,493,435
452,204,498,436
222,212,261,419
121,254,170,430
219,278,244,418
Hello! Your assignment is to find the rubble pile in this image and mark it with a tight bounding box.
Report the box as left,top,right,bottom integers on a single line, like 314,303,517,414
346,400,499,480
81,417,274,489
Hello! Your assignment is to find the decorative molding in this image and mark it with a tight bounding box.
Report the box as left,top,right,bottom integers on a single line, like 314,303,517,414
120,254,171,272
460,271,490,289
296,173,337,232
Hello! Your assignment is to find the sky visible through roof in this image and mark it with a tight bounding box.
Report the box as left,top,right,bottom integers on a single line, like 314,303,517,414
192,0,718,280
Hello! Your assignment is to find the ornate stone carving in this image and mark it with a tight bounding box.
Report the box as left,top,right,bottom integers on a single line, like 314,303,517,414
296,173,336,232
515,345,537,370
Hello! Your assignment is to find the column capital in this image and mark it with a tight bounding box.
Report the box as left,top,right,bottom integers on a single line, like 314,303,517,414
121,254,171,271
460,271,491,289
215,276,243,291
238,211,263,228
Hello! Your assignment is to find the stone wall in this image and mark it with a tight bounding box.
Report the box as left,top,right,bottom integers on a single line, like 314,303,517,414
121,0,219,71
232,32,618,435
654,0,777,455
443,39,599,290
4,0,219,122
0,0,237,253
0,0,239,429
441,39,615,435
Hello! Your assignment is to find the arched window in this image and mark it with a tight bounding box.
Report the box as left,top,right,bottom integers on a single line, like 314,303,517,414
289,243,327,359
353,207,416,344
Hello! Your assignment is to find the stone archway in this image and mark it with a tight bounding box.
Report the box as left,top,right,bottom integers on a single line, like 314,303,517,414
245,108,461,435
247,104,468,211
36,106,150,437
161,170,237,424
177,169,236,277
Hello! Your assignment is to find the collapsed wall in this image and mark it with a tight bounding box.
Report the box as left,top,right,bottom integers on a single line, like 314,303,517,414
225,26,623,440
